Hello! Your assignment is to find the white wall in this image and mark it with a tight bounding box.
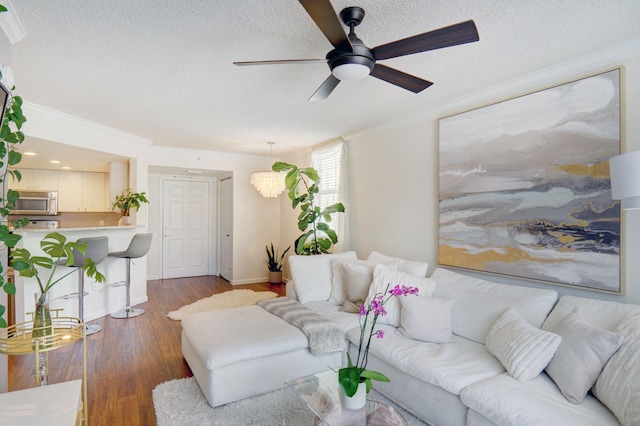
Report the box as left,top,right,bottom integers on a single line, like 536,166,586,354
347,41,640,305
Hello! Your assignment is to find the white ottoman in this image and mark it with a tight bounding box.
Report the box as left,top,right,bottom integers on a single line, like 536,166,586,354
181,304,343,407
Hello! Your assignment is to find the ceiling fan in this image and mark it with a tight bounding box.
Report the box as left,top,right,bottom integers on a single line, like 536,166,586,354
233,0,479,101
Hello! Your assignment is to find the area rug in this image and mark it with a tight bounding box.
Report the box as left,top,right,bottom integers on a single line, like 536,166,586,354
166,289,278,320
153,376,427,425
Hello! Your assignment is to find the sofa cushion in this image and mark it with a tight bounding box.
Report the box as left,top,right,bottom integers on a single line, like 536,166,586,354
342,261,376,313
545,308,623,404
398,296,456,344
290,251,357,303
367,250,428,277
431,268,558,344
542,295,640,333
346,324,505,395
461,372,621,426
593,312,640,426
485,309,561,381
329,258,383,305
365,264,436,327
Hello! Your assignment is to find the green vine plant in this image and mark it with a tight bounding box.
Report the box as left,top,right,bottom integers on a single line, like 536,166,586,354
272,162,345,255
0,41,29,325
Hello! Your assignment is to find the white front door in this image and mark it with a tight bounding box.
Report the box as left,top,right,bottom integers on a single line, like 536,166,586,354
162,179,210,278
219,178,233,282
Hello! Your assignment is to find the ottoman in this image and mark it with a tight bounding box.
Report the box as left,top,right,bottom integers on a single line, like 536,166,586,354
181,304,343,407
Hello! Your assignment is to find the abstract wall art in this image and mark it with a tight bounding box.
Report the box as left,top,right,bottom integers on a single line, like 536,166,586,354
438,69,621,293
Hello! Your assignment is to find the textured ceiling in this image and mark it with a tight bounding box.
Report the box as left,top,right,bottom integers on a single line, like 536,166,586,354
6,0,640,165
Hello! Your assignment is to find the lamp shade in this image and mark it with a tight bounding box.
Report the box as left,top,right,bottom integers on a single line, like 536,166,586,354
609,151,640,209
250,171,285,198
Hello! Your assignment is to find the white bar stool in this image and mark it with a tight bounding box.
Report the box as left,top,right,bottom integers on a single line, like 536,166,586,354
109,233,153,319
67,236,109,335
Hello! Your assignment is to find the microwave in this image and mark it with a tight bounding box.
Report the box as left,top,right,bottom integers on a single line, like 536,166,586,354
14,191,58,215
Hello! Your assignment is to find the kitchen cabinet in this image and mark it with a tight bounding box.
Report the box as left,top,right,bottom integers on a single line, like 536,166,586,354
58,171,107,212
10,169,59,191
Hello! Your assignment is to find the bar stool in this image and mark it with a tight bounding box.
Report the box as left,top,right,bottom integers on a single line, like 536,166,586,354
67,236,109,335
109,233,153,319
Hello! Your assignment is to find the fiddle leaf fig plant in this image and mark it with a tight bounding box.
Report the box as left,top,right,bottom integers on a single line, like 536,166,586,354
272,161,345,255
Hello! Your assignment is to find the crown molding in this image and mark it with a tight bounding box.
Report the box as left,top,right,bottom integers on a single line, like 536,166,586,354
0,0,26,44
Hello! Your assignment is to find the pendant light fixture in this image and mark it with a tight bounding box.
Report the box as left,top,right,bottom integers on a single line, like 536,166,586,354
250,141,286,198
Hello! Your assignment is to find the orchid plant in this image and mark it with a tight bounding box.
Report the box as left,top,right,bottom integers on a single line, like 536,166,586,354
339,283,420,397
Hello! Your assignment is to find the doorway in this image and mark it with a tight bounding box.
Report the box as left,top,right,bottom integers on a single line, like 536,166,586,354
161,179,211,278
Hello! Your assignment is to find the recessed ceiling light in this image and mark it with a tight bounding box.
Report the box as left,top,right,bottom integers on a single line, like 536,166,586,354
49,160,61,164
61,166,72,170
187,170,202,174
23,152,37,156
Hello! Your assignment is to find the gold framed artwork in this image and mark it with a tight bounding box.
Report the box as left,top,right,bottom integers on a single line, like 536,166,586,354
438,69,622,293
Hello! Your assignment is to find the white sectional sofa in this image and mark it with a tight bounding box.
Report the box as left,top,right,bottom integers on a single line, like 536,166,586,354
181,250,639,425
285,253,640,426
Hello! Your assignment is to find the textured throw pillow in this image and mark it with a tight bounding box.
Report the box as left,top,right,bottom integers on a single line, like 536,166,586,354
545,309,623,404
290,251,357,304
593,312,640,426
485,309,562,381
342,262,375,313
367,251,429,277
329,259,386,306
398,296,456,343
365,264,436,327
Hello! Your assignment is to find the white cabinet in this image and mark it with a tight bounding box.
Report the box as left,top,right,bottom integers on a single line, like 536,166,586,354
57,171,107,212
57,171,83,212
10,169,59,191
82,171,107,212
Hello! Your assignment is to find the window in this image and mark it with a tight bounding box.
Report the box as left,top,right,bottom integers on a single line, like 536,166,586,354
311,140,348,251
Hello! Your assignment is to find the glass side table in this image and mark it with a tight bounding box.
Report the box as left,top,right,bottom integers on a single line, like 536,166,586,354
283,370,408,425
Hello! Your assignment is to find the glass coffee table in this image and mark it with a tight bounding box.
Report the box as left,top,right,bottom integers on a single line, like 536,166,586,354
283,370,408,425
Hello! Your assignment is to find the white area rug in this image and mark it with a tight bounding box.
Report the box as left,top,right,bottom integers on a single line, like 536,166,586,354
153,376,427,425
166,289,278,320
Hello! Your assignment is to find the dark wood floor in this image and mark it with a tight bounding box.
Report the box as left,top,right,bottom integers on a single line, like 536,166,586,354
8,275,286,426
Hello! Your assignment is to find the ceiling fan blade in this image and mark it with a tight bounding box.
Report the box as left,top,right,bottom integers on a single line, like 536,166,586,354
309,75,340,102
299,0,352,52
372,20,479,61
233,59,326,66
370,64,433,93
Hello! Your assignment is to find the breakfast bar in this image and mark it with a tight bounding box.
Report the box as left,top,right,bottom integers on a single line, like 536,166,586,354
11,226,148,324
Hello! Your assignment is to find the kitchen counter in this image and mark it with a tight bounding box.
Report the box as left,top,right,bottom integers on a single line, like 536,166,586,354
12,225,136,234
12,226,149,324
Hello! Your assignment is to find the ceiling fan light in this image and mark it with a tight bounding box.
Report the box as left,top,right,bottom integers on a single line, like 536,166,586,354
332,63,371,81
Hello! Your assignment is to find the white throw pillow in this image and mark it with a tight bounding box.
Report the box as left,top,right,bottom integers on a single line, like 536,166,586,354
593,312,640,426
367,251,428,277
364,264,436,327
545,309,623,404
329,258,379,305
485,309,562,381
398,296,456,343
290,251,357,304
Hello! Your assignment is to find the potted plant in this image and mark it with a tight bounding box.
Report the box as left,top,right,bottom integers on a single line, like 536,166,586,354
10,232,106,342
272,162,345,255
111,188,149,225
338,283,419,409
265,243,290,284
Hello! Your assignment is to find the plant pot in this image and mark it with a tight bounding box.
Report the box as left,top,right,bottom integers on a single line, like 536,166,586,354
119,216,134,226
341,381,367,410
268,271,282,284
32,292,52,350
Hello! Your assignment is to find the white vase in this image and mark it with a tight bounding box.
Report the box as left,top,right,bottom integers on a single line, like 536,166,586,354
341,382,367,410
119,216,134,226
